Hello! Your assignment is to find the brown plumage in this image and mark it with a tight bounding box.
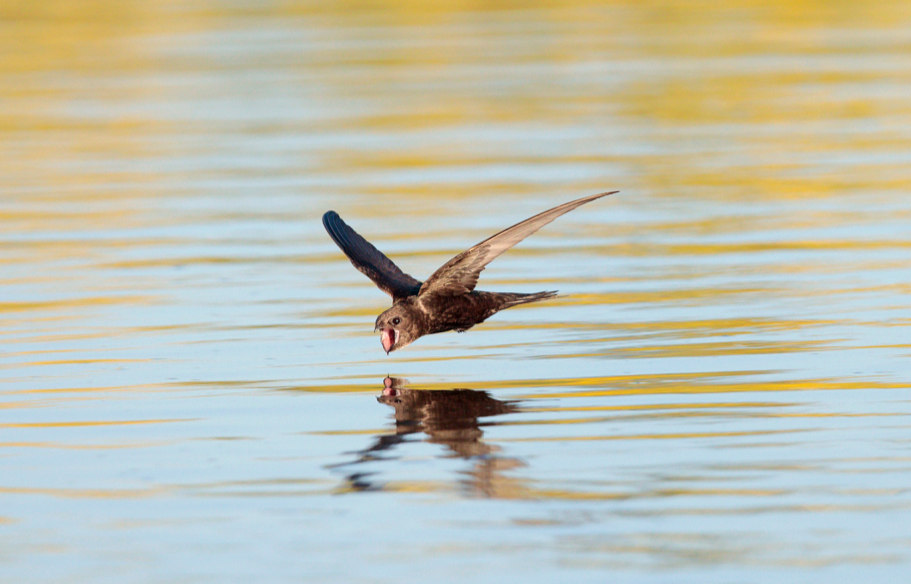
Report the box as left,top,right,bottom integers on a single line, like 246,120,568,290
322,191,617,353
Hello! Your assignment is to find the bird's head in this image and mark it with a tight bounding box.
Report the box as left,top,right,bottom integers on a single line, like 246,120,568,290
375,304,419,354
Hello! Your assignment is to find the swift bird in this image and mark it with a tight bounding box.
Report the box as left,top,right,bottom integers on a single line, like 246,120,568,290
322,191,617,353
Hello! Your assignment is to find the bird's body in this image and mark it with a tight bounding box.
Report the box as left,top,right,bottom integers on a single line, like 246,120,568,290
421,290,557,334
322,191,616,353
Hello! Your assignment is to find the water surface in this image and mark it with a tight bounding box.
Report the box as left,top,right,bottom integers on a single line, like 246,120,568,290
2,2,911,582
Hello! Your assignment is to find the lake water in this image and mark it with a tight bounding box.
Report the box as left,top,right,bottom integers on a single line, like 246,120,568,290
2,2,911,582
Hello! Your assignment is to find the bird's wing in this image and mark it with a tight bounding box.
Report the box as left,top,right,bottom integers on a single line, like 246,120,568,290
418,191,618,297
322,211,423,301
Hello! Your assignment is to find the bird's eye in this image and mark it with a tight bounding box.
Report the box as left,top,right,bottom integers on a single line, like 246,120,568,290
392,317,401,326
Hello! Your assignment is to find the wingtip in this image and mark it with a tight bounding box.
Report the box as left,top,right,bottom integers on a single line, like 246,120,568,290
322,211,347,237
569,190,619,207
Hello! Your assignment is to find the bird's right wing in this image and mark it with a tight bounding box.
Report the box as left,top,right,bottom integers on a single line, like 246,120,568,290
322,211,423,301
418,191,618,297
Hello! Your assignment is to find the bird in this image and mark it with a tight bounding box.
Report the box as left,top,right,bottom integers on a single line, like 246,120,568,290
322,191,617,354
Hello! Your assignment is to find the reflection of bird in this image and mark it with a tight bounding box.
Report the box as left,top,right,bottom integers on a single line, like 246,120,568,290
323,191,617,353
369,377,523,497
330,377,524,495
378,376,518,458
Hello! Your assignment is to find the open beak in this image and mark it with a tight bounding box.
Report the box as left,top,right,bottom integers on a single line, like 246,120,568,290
380,328,398,354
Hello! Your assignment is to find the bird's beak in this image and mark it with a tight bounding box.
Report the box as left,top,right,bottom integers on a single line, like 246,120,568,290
380,328,398,354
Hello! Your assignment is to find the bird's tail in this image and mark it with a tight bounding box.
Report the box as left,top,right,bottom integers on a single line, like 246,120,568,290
499,290,559,309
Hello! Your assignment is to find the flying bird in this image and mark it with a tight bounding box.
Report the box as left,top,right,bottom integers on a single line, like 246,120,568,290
322,191,617,354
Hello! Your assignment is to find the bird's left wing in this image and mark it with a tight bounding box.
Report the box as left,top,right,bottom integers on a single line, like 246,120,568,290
322,211,423,301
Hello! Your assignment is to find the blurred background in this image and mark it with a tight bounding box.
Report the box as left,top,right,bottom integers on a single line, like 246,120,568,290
2,1,911,582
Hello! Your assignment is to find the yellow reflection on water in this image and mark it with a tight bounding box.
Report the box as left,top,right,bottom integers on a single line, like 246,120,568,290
522,378,910,399
0,419,190,429
0,485,166,499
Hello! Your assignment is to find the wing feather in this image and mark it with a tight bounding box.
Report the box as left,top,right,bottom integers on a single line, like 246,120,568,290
418,191,617,297
322,211,422,301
